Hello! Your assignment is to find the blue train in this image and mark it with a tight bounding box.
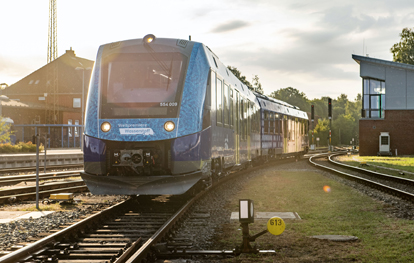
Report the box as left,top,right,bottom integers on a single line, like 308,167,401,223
81,35,309,195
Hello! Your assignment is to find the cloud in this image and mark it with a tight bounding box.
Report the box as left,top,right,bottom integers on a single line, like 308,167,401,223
210,20,251,33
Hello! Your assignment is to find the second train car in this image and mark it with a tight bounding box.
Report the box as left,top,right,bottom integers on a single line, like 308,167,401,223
81,34,308,195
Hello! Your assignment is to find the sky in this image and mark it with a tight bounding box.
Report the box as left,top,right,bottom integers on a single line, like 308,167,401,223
1,0,413,101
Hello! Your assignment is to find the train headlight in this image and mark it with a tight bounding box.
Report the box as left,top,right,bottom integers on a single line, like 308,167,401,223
164,121,175,132
101,122,111,132
144,34,156,43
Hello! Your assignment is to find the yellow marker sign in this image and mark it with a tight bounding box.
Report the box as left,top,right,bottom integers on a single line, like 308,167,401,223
267,216,285,236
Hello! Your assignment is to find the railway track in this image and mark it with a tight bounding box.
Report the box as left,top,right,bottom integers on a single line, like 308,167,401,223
0,169,86,204
310,152,414,203
0,156,305,262
0,170,83,186
0,179,87,204
0,164,83,176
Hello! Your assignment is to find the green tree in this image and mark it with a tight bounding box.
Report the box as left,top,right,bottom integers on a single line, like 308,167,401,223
269,87,310,111
390,27,414,65
227,66,252,87
0,117,11,143
252,75,264,94
313,118,330,146
332,114,356,145
309,97,328,120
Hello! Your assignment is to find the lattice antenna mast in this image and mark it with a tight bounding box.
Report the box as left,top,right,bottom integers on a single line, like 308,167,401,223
47,0,57,63
46,0,59,124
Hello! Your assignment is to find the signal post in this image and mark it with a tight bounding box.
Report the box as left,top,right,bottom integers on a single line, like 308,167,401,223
328,98,332,151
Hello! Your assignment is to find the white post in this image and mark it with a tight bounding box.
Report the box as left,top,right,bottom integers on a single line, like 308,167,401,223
36,134,40,209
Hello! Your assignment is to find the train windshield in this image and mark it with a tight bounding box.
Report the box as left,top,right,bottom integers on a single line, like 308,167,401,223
100,52,188,118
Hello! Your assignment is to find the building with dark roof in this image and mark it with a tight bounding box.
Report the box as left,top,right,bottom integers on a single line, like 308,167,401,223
353,54,414,156
1,48,94,126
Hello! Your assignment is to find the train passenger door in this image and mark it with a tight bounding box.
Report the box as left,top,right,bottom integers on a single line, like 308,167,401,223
295,118,298,153
234,91,240,164
247,101,251,161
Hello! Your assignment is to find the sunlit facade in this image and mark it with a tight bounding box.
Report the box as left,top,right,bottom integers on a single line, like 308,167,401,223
353,54,414,156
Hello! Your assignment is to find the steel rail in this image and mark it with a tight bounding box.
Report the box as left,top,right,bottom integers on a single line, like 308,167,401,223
123,157,301,263
328,153,414,186
0,200,130,263
0,164,83,174
309,153,414,202
0,156,310,262
0,170,82,186
0,180,87,204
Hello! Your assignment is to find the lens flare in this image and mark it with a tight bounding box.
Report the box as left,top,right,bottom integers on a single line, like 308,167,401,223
323,185,331,193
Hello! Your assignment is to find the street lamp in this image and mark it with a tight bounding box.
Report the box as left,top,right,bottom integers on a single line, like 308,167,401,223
75,67,91,151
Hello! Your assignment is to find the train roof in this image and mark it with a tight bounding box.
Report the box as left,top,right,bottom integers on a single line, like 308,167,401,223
255,94,308,120
99,35,305,116
201,45,259,104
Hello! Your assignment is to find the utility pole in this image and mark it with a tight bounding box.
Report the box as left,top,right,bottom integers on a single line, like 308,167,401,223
46,0,59,124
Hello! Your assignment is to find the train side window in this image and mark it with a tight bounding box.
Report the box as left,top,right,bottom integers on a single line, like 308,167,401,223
202,71,212,129
244,100,248,140
248,101,252,134
264,111,269,134
241,99,245,140
229,87,233,128
252,105,256,133
223,83,229,126
270,112,274,134
216,78,223,126
275,114,279,135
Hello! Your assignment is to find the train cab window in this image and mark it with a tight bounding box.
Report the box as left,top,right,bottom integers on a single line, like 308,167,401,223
100,52,187,119
216,78,223,126
223,83,229,126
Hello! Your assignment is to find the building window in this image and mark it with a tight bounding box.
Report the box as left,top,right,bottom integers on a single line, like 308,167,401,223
73,98,81,108
75,120,79,137
363,79,385,118
68,119,72,137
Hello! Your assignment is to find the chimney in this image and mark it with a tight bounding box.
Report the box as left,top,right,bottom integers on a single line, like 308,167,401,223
66,47,75,57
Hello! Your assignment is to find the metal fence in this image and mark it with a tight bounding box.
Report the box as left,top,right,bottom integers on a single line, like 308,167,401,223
13,124,84,148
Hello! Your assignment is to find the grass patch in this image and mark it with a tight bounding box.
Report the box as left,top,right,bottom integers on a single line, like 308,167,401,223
217,170,414,262
336,154,414,179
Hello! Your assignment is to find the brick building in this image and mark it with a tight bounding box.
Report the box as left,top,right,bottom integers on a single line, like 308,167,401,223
1,48,94,126
353,54,414,156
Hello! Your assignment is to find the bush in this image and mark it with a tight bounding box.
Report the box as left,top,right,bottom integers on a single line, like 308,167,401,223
0,141,44,153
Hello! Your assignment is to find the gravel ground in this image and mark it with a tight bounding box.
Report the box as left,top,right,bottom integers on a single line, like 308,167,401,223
0,194,127,252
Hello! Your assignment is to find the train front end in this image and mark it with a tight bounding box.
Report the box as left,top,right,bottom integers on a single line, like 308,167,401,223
82,35,211,195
